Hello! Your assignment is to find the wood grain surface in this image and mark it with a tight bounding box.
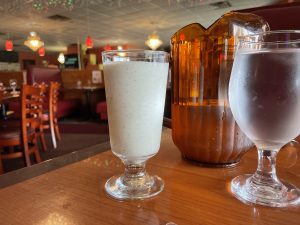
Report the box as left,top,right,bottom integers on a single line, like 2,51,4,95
0,129,299,225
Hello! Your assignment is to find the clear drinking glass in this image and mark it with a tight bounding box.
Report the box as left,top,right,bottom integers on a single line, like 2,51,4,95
9,79,17,93
229,30,300,207
102,50,169,200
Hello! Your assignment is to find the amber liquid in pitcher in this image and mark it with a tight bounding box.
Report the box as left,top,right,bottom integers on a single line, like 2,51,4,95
172,103,253,165
171,12,269,166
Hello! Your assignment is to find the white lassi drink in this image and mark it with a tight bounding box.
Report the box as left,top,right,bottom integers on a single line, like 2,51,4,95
104,61,169,160
103,50,169,200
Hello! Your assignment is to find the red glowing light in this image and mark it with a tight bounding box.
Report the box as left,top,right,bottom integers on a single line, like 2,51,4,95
38,46,45,56
104,44,112,51
5,39,13,51
86,36,93,49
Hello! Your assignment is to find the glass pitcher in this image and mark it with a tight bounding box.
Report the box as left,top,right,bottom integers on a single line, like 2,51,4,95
171,12,269,167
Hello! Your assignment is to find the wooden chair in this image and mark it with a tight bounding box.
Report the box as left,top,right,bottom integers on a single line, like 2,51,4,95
0,85,43,174
33,82,48,151
50,82,61,143
40,82,61,149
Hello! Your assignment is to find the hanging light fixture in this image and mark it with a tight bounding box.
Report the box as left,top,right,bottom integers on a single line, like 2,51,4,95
85,0,93,49
38,46,45,57
5,39,13,51
104,44,112,51
145,31,163,50
86,35,93,49
24,32,44,51
57,52,65,64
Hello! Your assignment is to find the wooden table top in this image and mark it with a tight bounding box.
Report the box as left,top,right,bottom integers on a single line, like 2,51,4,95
0,129,299,225
64,84,104,91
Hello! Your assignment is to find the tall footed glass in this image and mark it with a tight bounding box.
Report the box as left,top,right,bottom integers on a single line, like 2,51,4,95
102,50,169,200
229,31,300,207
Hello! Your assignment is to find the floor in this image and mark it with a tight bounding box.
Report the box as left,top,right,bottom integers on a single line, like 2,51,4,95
1,117,110,173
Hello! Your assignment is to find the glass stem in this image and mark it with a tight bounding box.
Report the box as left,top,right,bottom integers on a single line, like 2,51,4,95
124,162,146,179
254,149,279,182
250,149,287,198
121,161,148,186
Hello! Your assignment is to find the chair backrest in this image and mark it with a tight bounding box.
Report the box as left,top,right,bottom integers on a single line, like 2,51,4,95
33,82,48,102
20,84,43,144
49,82,60,118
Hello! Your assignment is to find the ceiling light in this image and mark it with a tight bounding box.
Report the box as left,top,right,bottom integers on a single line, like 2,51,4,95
57,52,65,64
85,0,93,49
104,44,112,51
86,35,93,49
38,46,45,56
5,39,13,51
24,31,44,51
145,32,163,50
116,45,126,56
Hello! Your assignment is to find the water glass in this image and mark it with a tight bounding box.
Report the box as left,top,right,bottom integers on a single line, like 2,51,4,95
9,79,17,93
229,30,300,207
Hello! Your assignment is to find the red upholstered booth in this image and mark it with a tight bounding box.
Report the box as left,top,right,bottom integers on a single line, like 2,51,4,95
96,101,108,120
9,66,80,119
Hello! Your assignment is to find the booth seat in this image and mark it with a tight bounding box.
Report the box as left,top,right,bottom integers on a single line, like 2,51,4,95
96,101,107,120
9,66,80,119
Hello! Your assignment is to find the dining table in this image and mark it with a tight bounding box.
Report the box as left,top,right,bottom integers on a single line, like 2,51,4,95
2,90,20,101
64,84,105,118
0,90,20,119
0,128,299,225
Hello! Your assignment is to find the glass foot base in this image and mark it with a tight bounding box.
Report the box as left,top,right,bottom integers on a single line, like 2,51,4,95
105,174,164,200
231,174,300,207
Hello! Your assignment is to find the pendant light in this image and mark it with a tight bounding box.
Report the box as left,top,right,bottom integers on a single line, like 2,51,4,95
5,39,13,51
104,44,112,51
5,33,13,51
145,31,163,50
85,0,93,49
38,46,45,56
57,52,65,64
86,36,93,49
24,31,44,51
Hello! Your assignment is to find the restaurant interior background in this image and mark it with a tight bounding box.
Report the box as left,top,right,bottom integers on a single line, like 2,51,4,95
0,0,293,69
0,0,299,173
